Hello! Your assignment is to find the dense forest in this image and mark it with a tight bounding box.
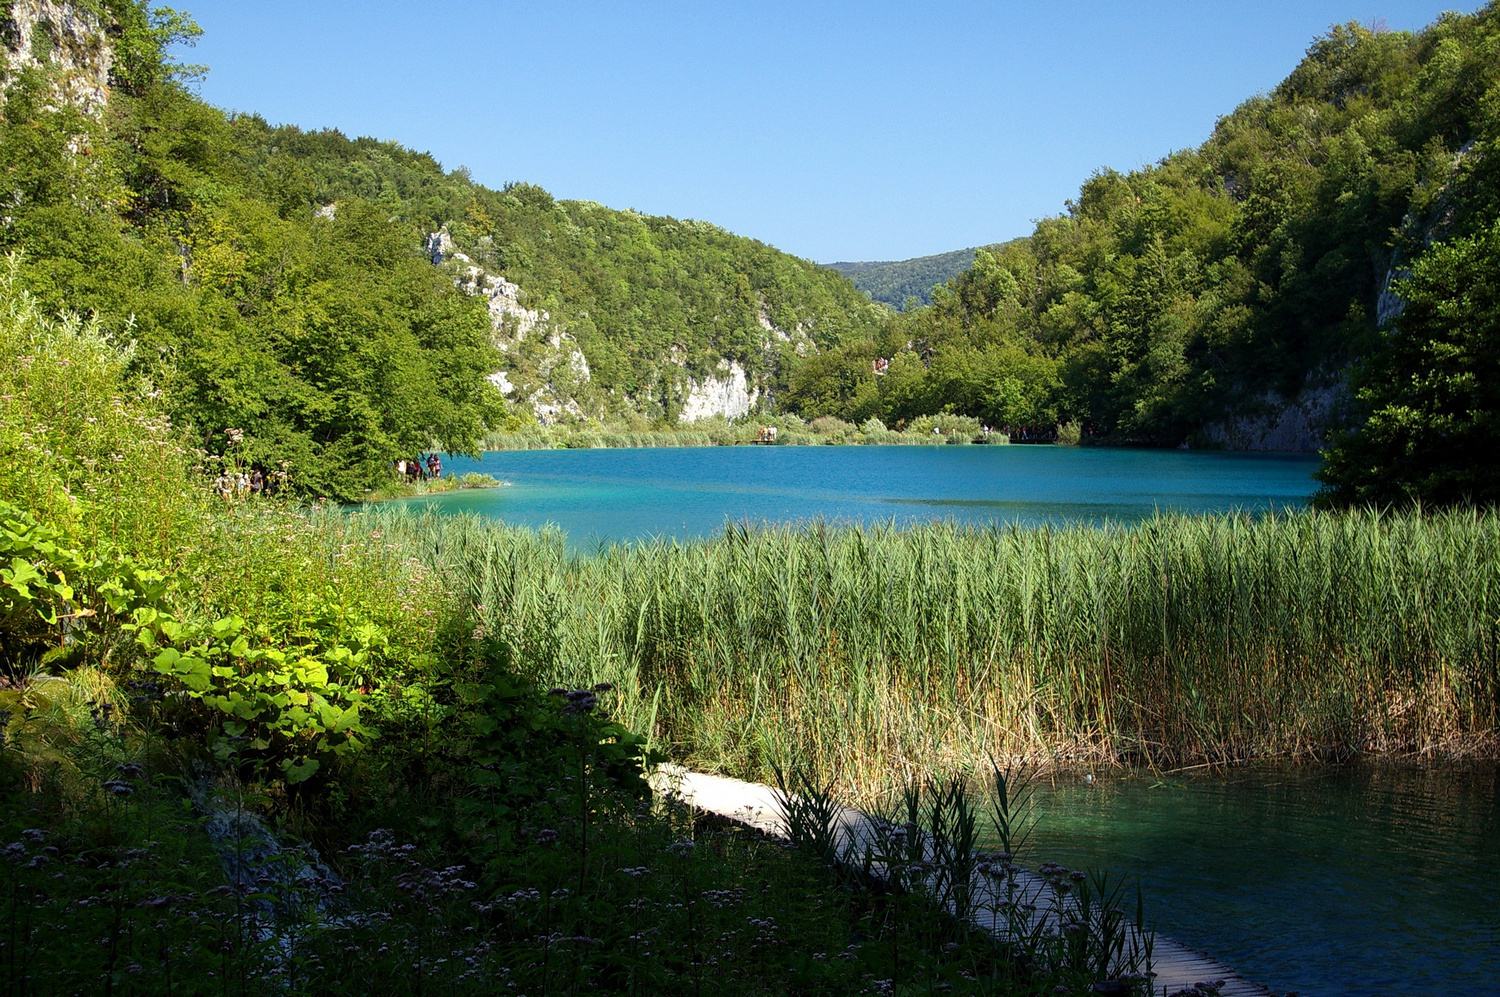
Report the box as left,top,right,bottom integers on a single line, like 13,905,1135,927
824,247,980,309
2,1,1496,504
0,0,880,499
786,10,1500,503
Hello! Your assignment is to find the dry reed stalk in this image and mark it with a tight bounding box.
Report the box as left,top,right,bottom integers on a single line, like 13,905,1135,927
403,508,1500,796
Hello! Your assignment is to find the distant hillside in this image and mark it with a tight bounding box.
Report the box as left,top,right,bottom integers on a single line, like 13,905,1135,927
824,248,980,309
0,0,885,497
788,9,1500,485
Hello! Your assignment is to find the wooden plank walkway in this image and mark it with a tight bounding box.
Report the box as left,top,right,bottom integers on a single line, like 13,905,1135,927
656,768,1270,997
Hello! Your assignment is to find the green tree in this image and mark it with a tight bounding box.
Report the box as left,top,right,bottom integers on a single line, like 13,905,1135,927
1316,219,1500,507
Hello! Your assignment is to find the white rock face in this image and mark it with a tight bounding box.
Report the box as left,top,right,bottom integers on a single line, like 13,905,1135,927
431,228,548,344
758,305,789,341
459,266,547,343
424,228,456,265
433,224,780,425
1376,140,1476,329
680,361,758,422
0,1,112,116
532,396,585,424
432,226,590,424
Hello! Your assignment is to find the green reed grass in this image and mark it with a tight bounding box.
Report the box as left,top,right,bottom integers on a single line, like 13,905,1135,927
397,510,1500,794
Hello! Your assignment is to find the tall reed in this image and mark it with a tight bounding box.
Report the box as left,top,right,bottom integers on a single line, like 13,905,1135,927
397,509,1500,794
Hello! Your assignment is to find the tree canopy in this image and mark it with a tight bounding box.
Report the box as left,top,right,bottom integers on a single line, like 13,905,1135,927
0,1,880,497
1316,219,1500,506
8,1,1500,506
784,7,1500,505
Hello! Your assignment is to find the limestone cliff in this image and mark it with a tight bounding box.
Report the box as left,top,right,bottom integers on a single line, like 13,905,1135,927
429,225,797,425
1199,142,1483,453
1197,382,1347,452
0,1,112,116
427,227,592,423
680,361,759,422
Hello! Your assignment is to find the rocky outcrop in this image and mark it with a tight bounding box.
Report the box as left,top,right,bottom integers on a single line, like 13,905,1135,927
1376,139,1477,328
1198,381,1347,452
680,361,758,422
430,226,589,424
1206,143,1484,452
758,303,812,356
454,263,547,343
431,224,794,425
0,1,112,116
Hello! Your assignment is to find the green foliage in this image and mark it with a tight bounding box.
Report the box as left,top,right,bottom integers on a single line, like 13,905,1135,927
0,504,90,630
1317,218,1500,506
0,259,199,551
0,501,168,669
0,6,507,499
825,246,982,309
786,9,1500,465
128,606,378,780
0,0,890,477
419,191,882,412
0,28,1122,985
0,241,445,781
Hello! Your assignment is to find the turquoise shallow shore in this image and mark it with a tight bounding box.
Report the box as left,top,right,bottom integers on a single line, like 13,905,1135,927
391,445,1321,544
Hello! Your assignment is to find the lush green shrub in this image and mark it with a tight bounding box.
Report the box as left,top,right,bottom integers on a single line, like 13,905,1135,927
1317,218,1500,507
907,413,983,441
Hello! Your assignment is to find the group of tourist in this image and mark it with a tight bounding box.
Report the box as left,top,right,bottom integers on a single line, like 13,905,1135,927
215,467,271,501
398,453,443,482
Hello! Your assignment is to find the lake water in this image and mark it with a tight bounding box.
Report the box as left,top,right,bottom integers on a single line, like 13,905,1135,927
399,445,1320,545
393,445,1498,995
1024,765,1500,997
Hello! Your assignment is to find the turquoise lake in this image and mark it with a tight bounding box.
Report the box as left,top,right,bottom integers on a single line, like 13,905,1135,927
1025,765,1500,997
389,444,1497,996
399,445,1321,544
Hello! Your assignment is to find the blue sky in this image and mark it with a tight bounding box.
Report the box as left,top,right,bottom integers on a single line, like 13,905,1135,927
182,1,1477,263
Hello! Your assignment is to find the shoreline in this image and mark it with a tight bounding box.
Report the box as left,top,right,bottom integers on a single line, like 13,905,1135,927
360,471,508,503
485,433,1021,450
479,429,1320,455
660,767,1271,997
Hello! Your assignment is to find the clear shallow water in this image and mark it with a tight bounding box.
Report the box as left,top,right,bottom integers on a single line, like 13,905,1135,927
1023,766,1500,997
394,448,1494,993
395,446,1320,545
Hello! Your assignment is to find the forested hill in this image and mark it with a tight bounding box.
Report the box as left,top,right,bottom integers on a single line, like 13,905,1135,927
785,7,1500,503
6,2,1498,507
824,247,981,309
0,0,880,498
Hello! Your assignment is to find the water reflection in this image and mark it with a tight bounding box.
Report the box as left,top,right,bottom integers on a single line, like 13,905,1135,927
1019,763,1500,997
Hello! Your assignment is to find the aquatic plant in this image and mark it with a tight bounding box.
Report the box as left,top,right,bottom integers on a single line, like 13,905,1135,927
771,762,1154,991
422,509,1500,793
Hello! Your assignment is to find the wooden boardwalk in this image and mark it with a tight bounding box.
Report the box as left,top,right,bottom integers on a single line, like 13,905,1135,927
657,768,1270,997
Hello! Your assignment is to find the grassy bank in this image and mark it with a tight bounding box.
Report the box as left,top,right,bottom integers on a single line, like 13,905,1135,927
1,263,1155,994
415,511,1500,796
485,413,1013,449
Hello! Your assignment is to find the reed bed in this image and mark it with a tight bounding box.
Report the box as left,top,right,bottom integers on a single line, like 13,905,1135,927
393,509,1500,794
